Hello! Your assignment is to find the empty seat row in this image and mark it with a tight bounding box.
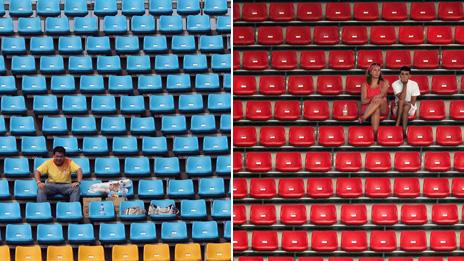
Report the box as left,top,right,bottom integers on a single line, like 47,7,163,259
235,25,464,46
238,257,464,261
233,177,464,199
234,2,464,22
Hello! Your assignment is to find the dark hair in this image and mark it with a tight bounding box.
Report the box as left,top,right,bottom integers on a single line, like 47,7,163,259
366,63,384,85
53,146,66,155
400,66,411,73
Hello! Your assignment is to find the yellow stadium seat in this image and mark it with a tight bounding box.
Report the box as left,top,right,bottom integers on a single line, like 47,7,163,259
143,244,170,261
174,244,201,261
205,243,231,261
16,246,41,261
47,245,73,261
112,245,139,261
78,246,105,261
0,245,10,261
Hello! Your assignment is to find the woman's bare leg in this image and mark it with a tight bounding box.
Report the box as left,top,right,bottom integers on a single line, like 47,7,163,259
371,108,380,137
380,98,388,116
361,98,382,120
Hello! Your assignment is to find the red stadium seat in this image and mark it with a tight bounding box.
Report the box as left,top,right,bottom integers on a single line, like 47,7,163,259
269,3,294,21
305,152,332,172
419,100,445,120
436,126,463,146
413,50,439,69
341,231,368,251
259,76,285,95
242,3,268,21
441,50,464,69
418,258,443,261
274,101,301,120
394,152,421,172
377,126,404,146
385,50,412,69
438,2,463,20
370,26,397,45
242,51,269,70
326,2,351,21
233,152,243,172
332,100,359,121
431,75,457,94
450,100,464,120
269,258,293,261
430,231,457,251
259,126,286,147
427,26,453,44
281,204,307,225
303,101,330,121
381,2,407,21
311,231,338,251
257,26,283,45
278,178,305,198
365,178,392,198
371,204,398,225
281,231,309,251
300,51,326,70
234,51,241,70
455,152,464,172
345,75,364,94
336,178,363,198
394,177,420,198
239,258,264,261
399,26,425,44
370,230,397,251
341,26,368,45
275,152,302,172
252,231,278,251
423,178,450,198
400,231,427,251
234,27,255,45
246,101,272,121
250,205,276,225
340,204,367,224
250,178,276,198
410,2,436,21
424,152,451,172
432,204,458,225
298,258,323,261
313,26,340,45
449,258,464,261
354,2,379,21
383,75,398,94
407,126,434,146
289,127,315,146
357,50,383,69
271,51,298,70
233,101,243,121
233,205,246,225
409,75,430,94
286,26,311,45
307,178,333,198
296,2,322,21
233,76,256,95
348,126,375,146
233,230,249,251
329,50,355,70
233,127,257,147
328,258,353,261
365,152,392,172
288,76,314,94
318,126,345,146
233,178,248,199
456,26,464,44
310,204,337,225
452,177,464,196
335,152,362,172
246,152,272,172
233,3,240,21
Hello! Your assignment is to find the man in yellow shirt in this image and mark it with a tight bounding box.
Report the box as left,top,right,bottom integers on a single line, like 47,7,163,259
35,146,83,202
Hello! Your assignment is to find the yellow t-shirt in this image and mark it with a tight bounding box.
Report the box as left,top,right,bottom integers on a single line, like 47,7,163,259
37,158,81,183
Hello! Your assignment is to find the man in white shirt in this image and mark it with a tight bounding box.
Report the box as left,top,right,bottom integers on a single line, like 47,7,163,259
392,66,421,135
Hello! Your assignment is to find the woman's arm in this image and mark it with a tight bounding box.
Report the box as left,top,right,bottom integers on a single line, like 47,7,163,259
379,80,390,97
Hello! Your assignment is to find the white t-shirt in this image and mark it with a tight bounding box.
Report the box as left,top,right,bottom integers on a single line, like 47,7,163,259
392,79,421,102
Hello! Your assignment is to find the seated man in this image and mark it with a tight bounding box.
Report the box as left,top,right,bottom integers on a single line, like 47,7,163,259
392,66,420,135
35,146,83,202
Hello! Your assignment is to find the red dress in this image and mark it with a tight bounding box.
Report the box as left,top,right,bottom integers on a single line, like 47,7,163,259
361,81,386,113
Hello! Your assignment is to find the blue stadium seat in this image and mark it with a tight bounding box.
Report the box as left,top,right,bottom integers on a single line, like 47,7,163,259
187,15,211,33
97,56,121,73
200,35,224,52
177,0,200,14
142,137,168,155
161,222,188,242
80,180,103,197
143,36,168,53
0,116,5,134
58,36,83,53
203,136,229,154
127,55,151,73
154,157,180,176
179,94,203,112
168,179,194,198
71,157,90,177
125,157,151,177
0,56,5,73
68,224,94,243
99,223,126,244
33,158,49,171
108,75,133,94
211,200,230,219
104,16,127,34
91,96,117,114
56,202,83,222
72,116,97,134
37,224,64,244
40,56,64,73
216,155,231,176
199,178,225,197
186,156,212,176
2,37,26,54
211,54,231,71
18,17,41,34
172,36,196,53
94,157,120,177
0,18,13,34
80,75,105,93
155,55,179,72
120,200,145,220
23,75,47,94
115,36,139,53
0,202,21,222
68,56,93,73
208,93,231,112
131,15,155,34
223,74,231,90
89,201,115,221
122,0,145,15
4,157,30,177
224,221,231,240
11,56,36,74
37,0,61,16
30,37,54,54
113,136,138,155
130,222,156,242
130,117,156,134
149,200,177,220
26,202,52,222
0,136,17,155
183,54,208,72
205,0,228,14
167,74,191,92
191,115,216,133
94,0,117,16
22,136,47,155
219,114,230,132
53,137,79,154
83,137,108,155
181,199,207,219
64,0,87,16
0,179,9,199
74,16,98,34
121,96,145,114
138,180,164,198
196,74,220,91
149,95,175,113
45,17,70,34
149,0,173,15
51,75,75,93
173,136,199,154
101,116,126,134
10,116,36,135
62,95,87,114
10,0,32,17
34,96,59,114
0,2,4,17
14,179,38,199
6,224,33,244
216,16,231,33
159,16,183,33
161,115,187,133
0,76,16,94
192,221,219,241
86,37,111,54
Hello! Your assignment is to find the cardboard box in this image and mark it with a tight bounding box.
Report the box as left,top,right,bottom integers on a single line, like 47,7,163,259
82,197,102,218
